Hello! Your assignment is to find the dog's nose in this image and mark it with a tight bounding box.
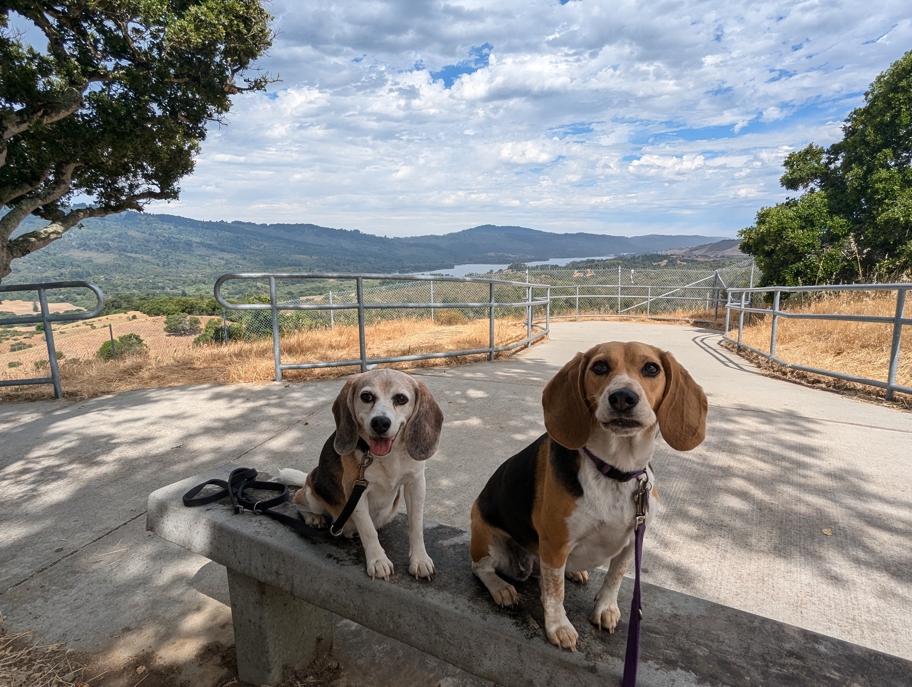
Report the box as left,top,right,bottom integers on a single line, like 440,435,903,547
370,416,392,434
608,389,639,413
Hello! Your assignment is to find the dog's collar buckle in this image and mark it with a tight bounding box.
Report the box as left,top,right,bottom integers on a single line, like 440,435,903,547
357,452,374,482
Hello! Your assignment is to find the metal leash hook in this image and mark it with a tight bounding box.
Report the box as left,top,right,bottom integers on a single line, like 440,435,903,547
634,473,651,526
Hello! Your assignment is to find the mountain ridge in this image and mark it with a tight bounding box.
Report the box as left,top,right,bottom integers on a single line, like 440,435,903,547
7,212,727,294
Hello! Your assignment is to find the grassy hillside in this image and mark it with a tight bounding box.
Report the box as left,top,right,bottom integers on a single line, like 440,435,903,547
6,212,722,295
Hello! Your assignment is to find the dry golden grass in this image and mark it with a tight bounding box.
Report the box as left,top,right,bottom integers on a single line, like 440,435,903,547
0,316,534,402
726,290,912,405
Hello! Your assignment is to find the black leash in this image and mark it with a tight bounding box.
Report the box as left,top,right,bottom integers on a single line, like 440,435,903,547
182,465,368,537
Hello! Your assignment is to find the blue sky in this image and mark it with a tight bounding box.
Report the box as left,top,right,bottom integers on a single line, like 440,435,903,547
149,0,910,238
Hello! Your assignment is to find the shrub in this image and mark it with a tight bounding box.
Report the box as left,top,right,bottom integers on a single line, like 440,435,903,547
9,342,32,352
164,313,202,336
193,318,243,345
8,361,21,368
34,359,49,369
434,309,470,326
97,333,147,360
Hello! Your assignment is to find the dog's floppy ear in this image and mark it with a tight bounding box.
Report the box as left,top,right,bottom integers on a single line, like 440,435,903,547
404,379,444,461
656,350,707,451
542,351,591,449
332,375,361,455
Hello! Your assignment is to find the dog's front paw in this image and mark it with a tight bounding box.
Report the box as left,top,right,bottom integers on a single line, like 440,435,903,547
300,511,328,528
409,553,435,580
366,554,394,581
565,570,589,584
591,600,622,633
546,618,579,651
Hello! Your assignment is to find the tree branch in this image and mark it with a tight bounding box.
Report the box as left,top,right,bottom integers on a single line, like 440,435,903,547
0,163,79,241
1,89,84,142
0,168,51,207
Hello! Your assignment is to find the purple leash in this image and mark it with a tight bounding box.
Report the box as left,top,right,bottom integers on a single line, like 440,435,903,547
622,475,651,687
582,447,650,686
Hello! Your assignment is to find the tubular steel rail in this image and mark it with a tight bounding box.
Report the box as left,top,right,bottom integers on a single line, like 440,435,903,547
548,271,727,322
724,283,911,401
0,281,105,398
214,273,551,381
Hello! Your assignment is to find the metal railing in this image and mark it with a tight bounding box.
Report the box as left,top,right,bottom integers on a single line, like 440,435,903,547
214,273,551,381
0,281,105,398
724,284,911,401
548,271,728,322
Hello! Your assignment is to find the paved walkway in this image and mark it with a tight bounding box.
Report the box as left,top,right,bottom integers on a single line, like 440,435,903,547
2,322,911,686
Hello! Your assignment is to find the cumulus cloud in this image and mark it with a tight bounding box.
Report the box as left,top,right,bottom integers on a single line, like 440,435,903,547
154,0,912,237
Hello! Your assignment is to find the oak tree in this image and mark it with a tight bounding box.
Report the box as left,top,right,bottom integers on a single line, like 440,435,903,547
0,0,273,281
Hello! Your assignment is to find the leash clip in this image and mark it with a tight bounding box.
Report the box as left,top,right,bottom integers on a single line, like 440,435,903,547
634,474,651,526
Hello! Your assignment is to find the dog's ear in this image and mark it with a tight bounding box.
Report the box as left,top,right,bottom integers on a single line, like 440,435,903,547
542,351,591,449
404,379,444,461
656,350,707,451
332,375,361,455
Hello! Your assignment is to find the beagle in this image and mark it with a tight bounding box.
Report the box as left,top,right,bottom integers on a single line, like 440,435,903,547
470,341,707,651
278,368,444,581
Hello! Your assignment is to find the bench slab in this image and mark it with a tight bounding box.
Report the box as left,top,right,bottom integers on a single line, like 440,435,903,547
147,467,912,686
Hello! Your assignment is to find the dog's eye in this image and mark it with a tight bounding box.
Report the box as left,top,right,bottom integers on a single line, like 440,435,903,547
360,391,374,403
643,362,661,377
591,360,609,375
393,394,409,406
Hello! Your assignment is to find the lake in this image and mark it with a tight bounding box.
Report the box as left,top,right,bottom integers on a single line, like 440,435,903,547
419,255,616,277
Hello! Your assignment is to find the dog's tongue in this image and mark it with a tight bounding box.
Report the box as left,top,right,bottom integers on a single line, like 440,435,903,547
370,436,394,456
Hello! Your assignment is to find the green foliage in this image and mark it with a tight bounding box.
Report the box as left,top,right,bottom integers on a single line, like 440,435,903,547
740,50,912,284
0,1,274,280
163,313,202,335
9,341,32,352
102,293,221,316
7,360,21,368
97,332,146,360
193,317,243,345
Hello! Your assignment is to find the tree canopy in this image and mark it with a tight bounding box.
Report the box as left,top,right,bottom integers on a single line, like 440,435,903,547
739,50,912,286
0,0,273,281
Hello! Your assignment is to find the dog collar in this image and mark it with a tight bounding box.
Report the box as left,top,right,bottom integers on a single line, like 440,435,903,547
582,446,648,482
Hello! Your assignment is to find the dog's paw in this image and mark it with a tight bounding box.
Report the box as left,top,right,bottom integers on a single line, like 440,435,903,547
489,582,519,607
565,570,589,584
590,601,622,633
546,618,579,651
366,554,394,581
300,511,328,528
409,553,436,580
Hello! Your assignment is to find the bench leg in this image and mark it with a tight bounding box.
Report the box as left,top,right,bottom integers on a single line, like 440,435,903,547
227,568,333,686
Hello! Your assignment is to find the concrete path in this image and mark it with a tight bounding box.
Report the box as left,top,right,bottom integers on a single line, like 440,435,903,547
2,321,911,686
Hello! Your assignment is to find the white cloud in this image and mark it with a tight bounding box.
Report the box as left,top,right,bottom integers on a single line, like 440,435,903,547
147,1,912,238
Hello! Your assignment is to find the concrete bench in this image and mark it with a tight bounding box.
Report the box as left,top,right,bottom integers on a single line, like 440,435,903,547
147,467,912,687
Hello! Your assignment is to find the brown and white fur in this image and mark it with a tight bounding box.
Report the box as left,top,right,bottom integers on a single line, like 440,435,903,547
470,341,707,651
278,369,444,581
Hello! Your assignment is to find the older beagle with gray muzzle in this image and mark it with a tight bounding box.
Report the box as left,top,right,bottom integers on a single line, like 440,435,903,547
278,369,444,581
470,341,707,651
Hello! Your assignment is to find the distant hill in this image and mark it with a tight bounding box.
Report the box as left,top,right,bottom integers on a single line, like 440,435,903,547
6,212,724,295
661,239,745,258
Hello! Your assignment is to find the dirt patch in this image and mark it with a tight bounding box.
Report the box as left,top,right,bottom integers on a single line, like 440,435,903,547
0,300,82,316
0,624,88,687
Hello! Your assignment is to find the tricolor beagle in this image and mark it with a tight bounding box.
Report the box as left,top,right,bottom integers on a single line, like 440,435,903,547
278,369,444,581
470,341,707,650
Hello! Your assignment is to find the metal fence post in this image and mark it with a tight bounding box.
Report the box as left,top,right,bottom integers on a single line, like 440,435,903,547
575,286,579,321
737,290,746,350
617,265,622,314
770,290,781,358
38,287,63,399
329,291,335,329
886,287,907,401
270,276,282,382
429,282,434,323
647,286,651,318
526,285,532,348
108,323,116,357
222,309,228,343
725,291,732,334
488,282,495,361
712,271,721,321
546,286,551,333
357,277,367,372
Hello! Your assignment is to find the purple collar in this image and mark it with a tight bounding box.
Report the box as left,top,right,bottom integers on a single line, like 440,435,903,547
582,446,647,482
